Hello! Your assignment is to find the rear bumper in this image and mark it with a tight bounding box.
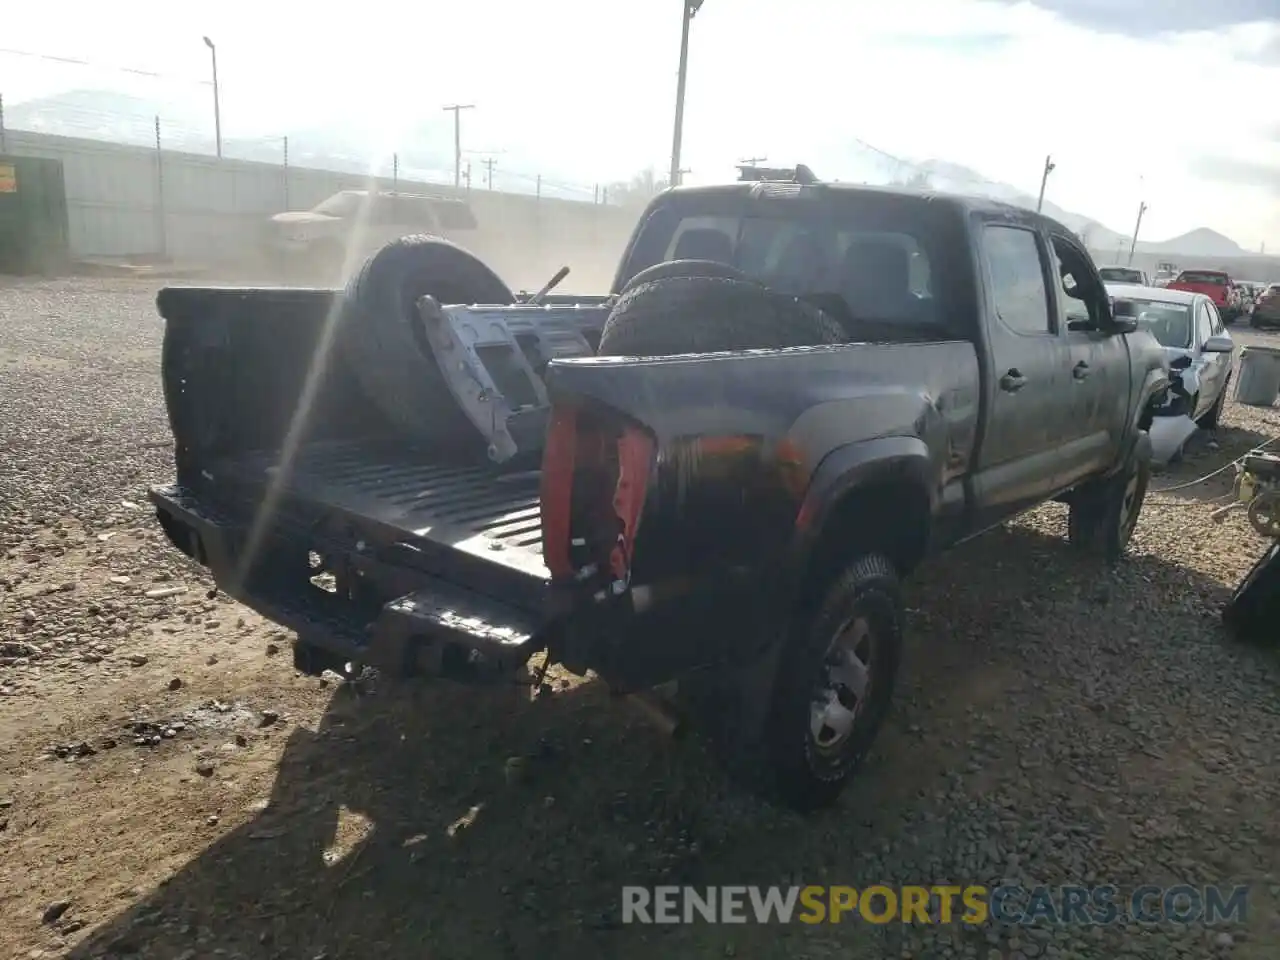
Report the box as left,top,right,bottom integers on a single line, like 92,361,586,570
150,484,545,680
149,482,778,692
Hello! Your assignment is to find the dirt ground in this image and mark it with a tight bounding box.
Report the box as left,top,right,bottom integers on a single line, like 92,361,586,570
2,277,1279,960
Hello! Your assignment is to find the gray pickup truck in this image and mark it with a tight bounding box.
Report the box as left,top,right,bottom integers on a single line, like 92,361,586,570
150,169,1169,809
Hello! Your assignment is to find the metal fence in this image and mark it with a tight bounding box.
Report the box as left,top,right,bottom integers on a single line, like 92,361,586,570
1,126,639,289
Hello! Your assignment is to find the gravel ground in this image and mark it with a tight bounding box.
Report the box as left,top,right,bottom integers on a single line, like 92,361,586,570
1,276,1279,960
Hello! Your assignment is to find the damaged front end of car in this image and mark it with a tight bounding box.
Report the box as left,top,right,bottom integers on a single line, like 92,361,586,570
1147,354,1203,464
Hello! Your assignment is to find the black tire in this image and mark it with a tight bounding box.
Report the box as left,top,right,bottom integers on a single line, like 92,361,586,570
763,554,903,811
1066,493,1101,551
597,275,846,357
1223,542,1280,644
1067,448,1150,563
618,258,750,295
339,235,514,445
1196,380,1228,430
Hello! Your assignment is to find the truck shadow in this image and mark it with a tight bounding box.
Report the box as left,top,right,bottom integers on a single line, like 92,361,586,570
66,521,1258,960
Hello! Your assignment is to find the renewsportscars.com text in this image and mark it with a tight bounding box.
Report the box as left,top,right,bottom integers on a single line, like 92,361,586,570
621,884,1249,926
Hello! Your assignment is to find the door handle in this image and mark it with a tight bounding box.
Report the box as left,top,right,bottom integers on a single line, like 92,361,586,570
1073,361,1091,380
1000,370,1027,392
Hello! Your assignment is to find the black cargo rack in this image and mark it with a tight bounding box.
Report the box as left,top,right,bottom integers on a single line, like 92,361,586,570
736,163,820,185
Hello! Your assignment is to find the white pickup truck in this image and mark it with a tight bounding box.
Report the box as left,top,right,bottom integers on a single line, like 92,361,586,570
267,190,478,281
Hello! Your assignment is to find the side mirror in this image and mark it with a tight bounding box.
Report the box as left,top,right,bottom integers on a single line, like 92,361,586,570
1202,334,1234,354
1104,297,1139,334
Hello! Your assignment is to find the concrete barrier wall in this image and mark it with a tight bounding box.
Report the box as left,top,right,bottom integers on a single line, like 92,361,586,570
4,129,640,291
10,129,1274,288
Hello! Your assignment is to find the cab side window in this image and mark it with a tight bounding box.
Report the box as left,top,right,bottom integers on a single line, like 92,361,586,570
984,225,1052,335
395,197,442,230
1050,235,1104,327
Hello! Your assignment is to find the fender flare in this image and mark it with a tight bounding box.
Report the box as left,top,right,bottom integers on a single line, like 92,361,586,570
1133,366,1171,431
1118,366,1168,472
783,436,937,595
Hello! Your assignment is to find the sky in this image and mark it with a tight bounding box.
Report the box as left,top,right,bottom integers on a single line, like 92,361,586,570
3,0,1278,250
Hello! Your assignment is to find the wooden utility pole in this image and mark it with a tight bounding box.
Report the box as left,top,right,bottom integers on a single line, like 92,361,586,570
483,157,496,190
1127,201,1148,266
669,0,706,188
1035,155,1055,213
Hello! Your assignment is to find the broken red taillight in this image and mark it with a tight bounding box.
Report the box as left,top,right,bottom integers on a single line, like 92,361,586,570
539,403,655,588
608,426,655,585
539,405,579,581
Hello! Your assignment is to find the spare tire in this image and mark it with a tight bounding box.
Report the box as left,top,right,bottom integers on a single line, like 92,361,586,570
618,258,749,295
597,275,846,357
339,235,515,446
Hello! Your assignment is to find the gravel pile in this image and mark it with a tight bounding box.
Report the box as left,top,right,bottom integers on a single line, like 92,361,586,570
0,278,221,701
1,276,1278,960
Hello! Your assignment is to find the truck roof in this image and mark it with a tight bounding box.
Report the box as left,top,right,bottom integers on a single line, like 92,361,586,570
661,180,1079,238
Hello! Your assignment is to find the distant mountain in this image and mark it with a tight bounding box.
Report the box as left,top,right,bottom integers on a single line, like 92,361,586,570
910,159,1248,260
1140,228,1245,259
6,89,593,201
7,88,208,149
913,159,1129,250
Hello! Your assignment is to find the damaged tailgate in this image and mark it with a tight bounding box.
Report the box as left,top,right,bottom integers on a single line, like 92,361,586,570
151,439,554,679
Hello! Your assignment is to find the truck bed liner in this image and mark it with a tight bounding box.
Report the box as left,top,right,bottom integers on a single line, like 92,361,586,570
212,439,549,582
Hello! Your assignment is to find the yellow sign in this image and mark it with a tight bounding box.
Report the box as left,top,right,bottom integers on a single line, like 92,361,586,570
0,163,15,193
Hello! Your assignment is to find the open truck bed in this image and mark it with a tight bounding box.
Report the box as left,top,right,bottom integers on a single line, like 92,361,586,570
210,438,547,582
150,284,608,680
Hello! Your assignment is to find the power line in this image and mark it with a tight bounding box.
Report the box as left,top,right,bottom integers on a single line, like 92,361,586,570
0,46,209,84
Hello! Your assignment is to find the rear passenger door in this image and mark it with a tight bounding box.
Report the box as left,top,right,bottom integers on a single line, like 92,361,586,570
971,221,1071,525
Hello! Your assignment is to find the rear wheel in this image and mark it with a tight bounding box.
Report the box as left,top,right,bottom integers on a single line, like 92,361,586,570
597,274,846,357
763,554,903,811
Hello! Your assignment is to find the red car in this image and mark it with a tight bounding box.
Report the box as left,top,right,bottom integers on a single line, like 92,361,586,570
1167,270,1240,321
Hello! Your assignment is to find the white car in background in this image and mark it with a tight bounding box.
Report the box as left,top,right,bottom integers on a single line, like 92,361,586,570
1152,262,1179,287
1098,265,1149,285
267,190,478,280
1107,282,1235,460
